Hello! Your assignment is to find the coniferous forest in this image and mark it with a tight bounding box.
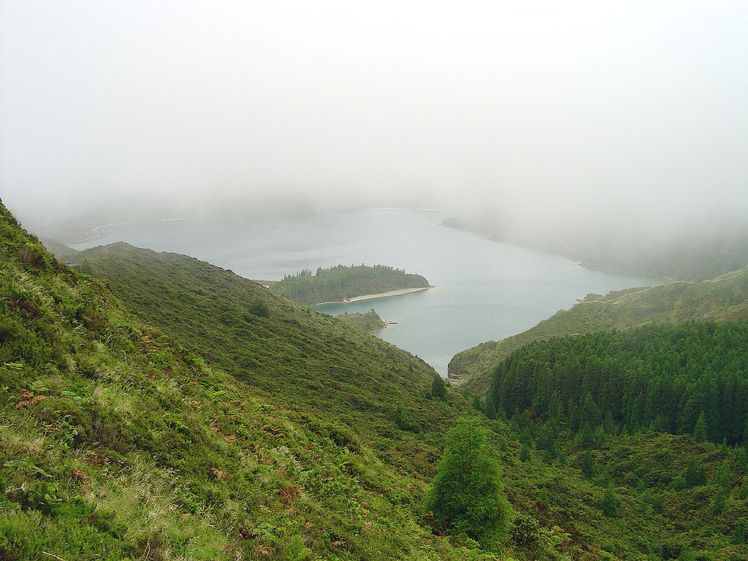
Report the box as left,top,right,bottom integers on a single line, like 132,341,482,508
486,322,748,444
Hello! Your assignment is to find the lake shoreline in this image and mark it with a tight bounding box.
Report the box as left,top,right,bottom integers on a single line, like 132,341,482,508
314,286,431,305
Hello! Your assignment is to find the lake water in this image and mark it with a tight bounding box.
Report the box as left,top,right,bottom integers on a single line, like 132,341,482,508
72,209,658,375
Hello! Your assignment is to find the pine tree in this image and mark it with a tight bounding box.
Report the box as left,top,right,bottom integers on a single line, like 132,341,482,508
536,422,557,460
694,411,708,442
580,451,594,479
601,488,619,517
431,375,448,401
427,418,512,550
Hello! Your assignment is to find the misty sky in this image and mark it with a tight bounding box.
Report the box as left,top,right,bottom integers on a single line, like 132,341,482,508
1,1,747,237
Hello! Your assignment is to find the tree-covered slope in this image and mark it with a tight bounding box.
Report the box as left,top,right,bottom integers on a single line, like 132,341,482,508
486,322,748,444
0,203,493,560
450,267,748,393
271,264,429,305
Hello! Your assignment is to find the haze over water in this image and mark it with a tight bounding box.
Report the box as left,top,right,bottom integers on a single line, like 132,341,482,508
72,209,658,375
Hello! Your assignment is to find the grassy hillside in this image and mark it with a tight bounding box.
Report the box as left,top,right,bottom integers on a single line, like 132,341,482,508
6,201,747,560
450,267,748,393
0,204,495,560
74,243,455,474
271,264,429,305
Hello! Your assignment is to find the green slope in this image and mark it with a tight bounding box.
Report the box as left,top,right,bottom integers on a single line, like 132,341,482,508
7,201,747,560
74,242,455,474
450,267,748,393
1,203,498,560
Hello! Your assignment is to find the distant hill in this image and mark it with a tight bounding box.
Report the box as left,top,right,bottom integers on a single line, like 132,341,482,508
449,266,748,393
443,213,748,282
39,236,79,261
271,264,429,305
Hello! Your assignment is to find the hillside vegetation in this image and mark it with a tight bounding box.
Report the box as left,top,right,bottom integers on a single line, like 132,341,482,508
0,205,492,560
5,201,748,560
337,309,387,332
486,322,748,444
271,264,429,305
450,267,748,392
73,244,453,472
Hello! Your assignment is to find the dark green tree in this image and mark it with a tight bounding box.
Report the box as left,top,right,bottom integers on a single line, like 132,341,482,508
248,299,269,317
431,375,448,401
580,451,594,479
427,418,511,549
694,411,708,442
536,422,557,460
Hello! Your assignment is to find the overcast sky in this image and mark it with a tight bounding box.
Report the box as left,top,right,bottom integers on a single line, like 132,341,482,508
1,1,747,237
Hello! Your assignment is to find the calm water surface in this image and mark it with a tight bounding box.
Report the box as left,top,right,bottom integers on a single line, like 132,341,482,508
72,209,658,374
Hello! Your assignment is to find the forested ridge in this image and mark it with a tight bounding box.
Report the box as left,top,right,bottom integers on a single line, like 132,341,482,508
450,265,748,393
487,322,748,444
271,264,429,305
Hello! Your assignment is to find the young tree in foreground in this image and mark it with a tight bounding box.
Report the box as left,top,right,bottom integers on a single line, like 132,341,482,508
426,417,511,550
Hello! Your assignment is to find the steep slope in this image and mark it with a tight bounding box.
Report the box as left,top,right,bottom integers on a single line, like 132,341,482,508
450,267,748,393
0,202,487,560
74,243,455,474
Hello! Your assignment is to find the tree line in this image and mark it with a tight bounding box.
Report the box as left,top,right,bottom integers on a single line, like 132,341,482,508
271,264,428,305
486,321,748,444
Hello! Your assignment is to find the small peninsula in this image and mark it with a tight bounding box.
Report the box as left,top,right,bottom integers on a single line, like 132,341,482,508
271,264,430,305
337,309,387,332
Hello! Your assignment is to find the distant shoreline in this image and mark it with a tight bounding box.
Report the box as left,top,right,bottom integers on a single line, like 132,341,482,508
316,286,431,305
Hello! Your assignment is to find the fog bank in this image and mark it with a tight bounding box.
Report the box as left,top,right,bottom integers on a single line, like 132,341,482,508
1,1,747,243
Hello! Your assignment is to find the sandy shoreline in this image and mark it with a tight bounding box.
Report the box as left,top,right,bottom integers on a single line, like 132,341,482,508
316,286,430,305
